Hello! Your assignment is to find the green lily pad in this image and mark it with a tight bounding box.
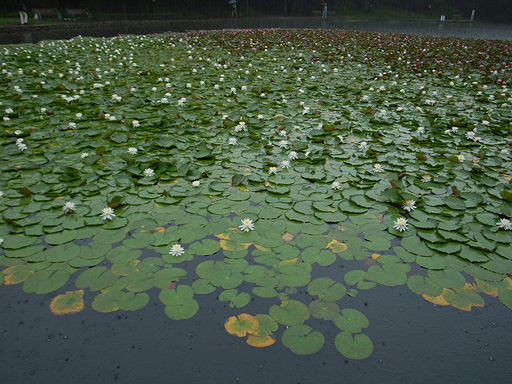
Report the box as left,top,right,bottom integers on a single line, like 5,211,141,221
335,332,373,359
23,269,70,294
75,267,118,291
159,285,199,320
309,300,340,320
307,278,346,301
333,309,370,333
282,325,325,355
269,299,310,326
277,264,312,287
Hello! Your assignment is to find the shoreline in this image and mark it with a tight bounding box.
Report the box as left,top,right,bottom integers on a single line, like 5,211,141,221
2,17,512,45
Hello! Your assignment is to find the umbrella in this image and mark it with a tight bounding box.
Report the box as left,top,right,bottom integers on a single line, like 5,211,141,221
229,0,237,4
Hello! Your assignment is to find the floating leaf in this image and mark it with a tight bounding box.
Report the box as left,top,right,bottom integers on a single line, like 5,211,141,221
23,270,70,294
2,265,34,285
440,284,484,311
307,278,346,301
333,309,370,333
309,300,340,320
335,332,373,360
282,325,324,355
50,290,85,315
269,299,310,326
225,313,259,337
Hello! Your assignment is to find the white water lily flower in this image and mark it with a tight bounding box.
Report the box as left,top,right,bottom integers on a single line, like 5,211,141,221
14,130,21,135
127,147,138,155
278,140,289,148
144,168,155,177
288,151,298,161
331,181,342,191
17,143,27,151
169,243,185,257
337,135,344,142
132,120,140,128
466,131,476,140
239,218,255,232
416,127,425,134
373,164,384,173
228,138,237,145
421,174,432,182
268,167,278,175
457,154,465,162
358,141,368,150
402,199,416,212
80,152,88,159
280,160,291,169
393,217,409,232
101,207,115,220
192,180,200,187
497,218,512,230
63,201,76,213
0,238,3,246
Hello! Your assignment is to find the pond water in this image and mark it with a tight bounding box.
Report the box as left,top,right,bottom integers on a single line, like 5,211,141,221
2,279,511,383
1,22,512,384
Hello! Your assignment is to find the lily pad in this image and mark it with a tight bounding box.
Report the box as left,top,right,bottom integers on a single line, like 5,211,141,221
333,309,370,333
269,299,310,326
335,332,373,360
281,325,325,355
225,313,259,337
49,290,85,315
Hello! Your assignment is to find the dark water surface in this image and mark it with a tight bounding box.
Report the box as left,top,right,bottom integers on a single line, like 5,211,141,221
2,273,511,383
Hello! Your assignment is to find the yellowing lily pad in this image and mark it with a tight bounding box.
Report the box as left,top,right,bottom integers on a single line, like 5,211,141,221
225,313,259,337
3,265,34,285
442,285,485,311
50,290,85,315
246,334,276,347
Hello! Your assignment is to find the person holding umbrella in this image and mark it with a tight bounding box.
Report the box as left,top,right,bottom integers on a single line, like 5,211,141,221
322,2,328,18
229,0,237,17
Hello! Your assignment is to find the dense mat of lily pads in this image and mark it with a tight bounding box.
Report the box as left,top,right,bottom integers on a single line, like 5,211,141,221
1,29,512,359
